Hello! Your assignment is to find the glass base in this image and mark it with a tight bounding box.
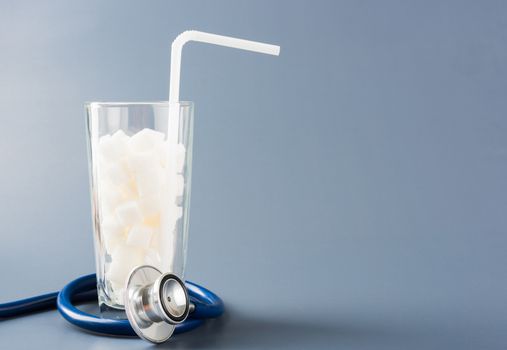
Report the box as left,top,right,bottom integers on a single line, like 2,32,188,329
97,281,127,318
99,302,127,319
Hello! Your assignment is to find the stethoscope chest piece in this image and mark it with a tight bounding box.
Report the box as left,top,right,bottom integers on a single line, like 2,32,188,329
125,265,190,344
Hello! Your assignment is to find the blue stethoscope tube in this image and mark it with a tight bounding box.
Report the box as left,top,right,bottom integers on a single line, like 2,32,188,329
0,274,224,336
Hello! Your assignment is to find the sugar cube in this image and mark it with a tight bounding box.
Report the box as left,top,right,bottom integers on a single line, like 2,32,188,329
104,234,124,253
104,161,130,185
109,281,126,305
99,181,123,212
111,129,129,150
128,151,160,174
126,225,153,249
150,230,160,249
101,216,124,238
168,174,184,197
118,179,138,200
139,194,162,217
135,170,163,197
98,134,123,161
144,248,162,269
115,200,143,227
128,128,165,153
107,244,145,285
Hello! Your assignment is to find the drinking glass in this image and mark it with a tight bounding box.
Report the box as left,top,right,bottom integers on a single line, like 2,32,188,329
85,102,194,313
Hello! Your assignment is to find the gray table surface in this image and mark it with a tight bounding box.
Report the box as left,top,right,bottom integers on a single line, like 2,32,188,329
1,0,506,349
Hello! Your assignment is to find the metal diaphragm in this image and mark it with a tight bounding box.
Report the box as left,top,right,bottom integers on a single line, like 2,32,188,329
124,265,190,344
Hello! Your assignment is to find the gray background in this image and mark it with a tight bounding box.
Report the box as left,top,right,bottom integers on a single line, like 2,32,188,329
0,0,506,349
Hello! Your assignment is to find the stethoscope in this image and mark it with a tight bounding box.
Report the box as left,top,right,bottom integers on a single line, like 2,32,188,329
0,265,224,343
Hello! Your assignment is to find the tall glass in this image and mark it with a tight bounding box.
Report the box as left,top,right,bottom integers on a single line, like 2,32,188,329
85,102,194,313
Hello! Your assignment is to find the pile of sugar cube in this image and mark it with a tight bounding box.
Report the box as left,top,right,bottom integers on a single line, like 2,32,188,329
96,128,186,304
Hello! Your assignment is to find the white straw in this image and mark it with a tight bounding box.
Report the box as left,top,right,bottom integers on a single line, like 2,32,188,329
167,30,280,143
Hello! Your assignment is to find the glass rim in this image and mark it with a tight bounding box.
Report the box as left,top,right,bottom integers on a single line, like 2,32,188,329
85,101,193,108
